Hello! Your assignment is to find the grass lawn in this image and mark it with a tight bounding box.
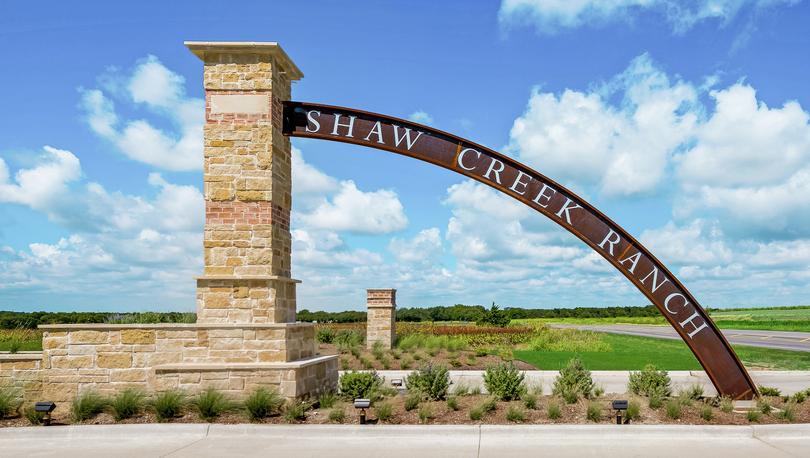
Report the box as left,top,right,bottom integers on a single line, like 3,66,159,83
513,333,810,371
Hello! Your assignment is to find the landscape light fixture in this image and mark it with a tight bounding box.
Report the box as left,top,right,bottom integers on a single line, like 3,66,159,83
34,401,57,426
353,398,371,425
611,400,628,425
390,378,403,388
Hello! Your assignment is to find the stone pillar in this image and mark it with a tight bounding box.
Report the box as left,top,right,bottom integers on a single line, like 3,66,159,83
187,42,303,324
366,289,396,349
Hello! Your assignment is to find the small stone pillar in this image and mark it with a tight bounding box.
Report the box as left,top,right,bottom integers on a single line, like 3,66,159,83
366,289,396,349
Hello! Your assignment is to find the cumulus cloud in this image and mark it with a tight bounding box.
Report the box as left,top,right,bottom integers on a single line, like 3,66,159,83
507,54,698,197
498,0,801,34
408,110,434,125
80,55,204,171
0,146,81,217
298,180,407,234
389,228,443,263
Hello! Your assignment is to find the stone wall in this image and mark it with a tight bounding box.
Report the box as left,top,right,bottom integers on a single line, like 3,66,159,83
0,353,42,402
366,289,396,349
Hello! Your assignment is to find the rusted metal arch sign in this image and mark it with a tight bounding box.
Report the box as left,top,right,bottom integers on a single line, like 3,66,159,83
283,101,757,400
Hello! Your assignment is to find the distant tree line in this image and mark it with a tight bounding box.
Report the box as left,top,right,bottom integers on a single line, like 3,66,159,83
0,305,662,328
300,304,661,323
0,311,195,329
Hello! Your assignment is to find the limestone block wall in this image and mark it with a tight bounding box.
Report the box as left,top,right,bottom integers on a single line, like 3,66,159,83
37,323,317,408
0,353,43,402
366,289,396,349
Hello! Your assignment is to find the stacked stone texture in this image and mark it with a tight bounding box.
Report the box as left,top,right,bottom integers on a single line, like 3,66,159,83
196,47,296,324
366,289,397,349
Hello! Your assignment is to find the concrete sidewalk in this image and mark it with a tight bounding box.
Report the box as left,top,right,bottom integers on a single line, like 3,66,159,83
364,370,810,396
1,424,808,457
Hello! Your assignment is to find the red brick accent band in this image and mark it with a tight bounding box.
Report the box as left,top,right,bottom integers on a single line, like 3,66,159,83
206,201,290,230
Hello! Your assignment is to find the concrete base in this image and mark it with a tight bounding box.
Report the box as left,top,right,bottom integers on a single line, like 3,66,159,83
1,424,808,457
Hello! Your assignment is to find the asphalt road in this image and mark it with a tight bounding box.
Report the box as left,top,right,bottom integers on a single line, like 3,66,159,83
550,324,810,352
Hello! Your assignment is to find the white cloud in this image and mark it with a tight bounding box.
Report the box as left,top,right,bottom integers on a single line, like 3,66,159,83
408,110,434,125
389,228,443,263
80,55,203,171
298,180,407,234
507,54,697,197
499,0,801,34
0,146,81,217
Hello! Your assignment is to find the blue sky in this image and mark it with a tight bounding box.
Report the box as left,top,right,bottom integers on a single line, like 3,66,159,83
1,0,809,312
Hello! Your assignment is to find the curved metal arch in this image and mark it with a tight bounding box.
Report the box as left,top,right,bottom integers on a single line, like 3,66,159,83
282,101,757,400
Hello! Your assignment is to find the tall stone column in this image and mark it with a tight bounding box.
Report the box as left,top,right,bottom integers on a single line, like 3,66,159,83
187,42,303,324
366,289,397,349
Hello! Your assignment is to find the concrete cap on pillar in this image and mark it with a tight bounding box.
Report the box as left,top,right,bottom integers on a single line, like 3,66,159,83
184,41,303,80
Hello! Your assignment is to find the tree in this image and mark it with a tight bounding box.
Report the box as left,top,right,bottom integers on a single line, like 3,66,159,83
476,302,511,327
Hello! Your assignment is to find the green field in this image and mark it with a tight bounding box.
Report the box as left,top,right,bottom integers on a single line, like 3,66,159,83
514,306,810,332
514,333,810,371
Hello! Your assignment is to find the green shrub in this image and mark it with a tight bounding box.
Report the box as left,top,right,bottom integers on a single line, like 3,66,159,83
593,385,605,398
480,396,498,413
349,346,362,359
790,391,806,403
483,363,526,401
71,391,109,422
418,404,433,423
23,405,46,425
626,400,641,421
193,388,231,422
400,357,412,370
447,396,459,411
404,392,421,411
391,349,402,360
360,357,374,370
316,327,336,344
506,405,526,423
682,384,704,400
453,383,470,397
339,371,382,400
244,387,283,421
0,385,21,418
470,386,482,396
678,392,694,407
719,396,733,413
758,386,781,397
110,388,145,421
758,399,772,415
475,348,489,357
552,358,593,404
375,402,393,421
383,385,400,397
449,358,462,368
547,402,562,420
335,330,363,348
329,407,346,423
381,358,392,370
700,405,714,421
778,404,795,422
152,390,185,422
648,390,664,409
413,352,423,361
8,338,22,354
665,400,681,420
318,391,337,409
747,410,761,422
522,393,538,410
627,364,672,397
283,400,308,423
586,402,602,422
469,406,484,420
406,364,450,401
340,358,351,370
